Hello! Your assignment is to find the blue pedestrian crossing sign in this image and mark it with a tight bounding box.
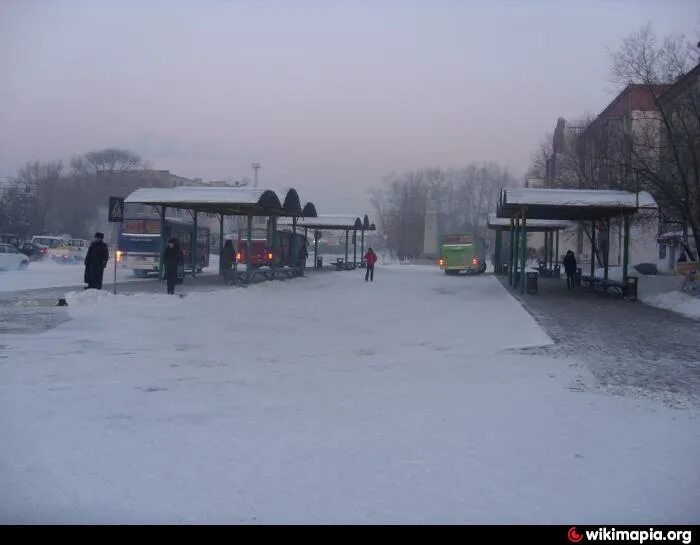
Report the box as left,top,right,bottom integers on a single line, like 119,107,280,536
108,197,124,222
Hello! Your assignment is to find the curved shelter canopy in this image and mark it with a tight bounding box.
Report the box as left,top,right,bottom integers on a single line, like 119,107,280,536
497,188,657,220
302,202,318,218
125,186,315,217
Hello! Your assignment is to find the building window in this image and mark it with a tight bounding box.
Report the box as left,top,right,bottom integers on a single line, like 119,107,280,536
659,244,666,260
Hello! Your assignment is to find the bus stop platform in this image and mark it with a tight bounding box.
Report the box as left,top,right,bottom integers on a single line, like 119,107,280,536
496,274,700,405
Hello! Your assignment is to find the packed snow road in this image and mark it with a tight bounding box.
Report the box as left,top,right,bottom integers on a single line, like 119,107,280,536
1,265,698,523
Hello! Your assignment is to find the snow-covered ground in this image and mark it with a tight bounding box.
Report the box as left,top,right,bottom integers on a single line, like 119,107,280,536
0,256,222,293
642,290,700,321
1,265,698,523
594,266,700,320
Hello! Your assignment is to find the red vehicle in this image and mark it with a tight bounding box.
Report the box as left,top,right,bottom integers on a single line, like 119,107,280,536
236,238,273,269
236,231,307,269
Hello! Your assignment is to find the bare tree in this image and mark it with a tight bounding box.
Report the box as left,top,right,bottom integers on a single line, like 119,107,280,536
609,24,700,257
370,163,516,258
74,148,142,175
15,160,64,234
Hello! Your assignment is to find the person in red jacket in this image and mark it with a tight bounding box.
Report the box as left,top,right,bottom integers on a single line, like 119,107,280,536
364,247,377,282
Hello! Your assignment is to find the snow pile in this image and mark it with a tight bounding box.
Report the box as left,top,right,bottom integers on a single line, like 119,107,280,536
642,291,700,321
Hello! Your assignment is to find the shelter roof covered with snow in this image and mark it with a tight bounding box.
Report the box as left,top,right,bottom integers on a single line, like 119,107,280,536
279,214,374,230
497,188,657,220
125,186,315,217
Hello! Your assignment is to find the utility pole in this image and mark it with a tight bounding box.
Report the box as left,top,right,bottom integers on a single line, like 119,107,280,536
252,163,261,188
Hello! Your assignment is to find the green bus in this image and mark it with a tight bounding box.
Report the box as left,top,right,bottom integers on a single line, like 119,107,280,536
438,233,486,275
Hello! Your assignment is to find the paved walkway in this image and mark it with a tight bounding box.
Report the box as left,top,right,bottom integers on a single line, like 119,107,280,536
498,274,700,405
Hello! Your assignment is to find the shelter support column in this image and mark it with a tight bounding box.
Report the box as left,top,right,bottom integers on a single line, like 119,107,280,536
622,214,630,293
344,230,349,265
314,230,319,269
604,218,610,281
192,210,198,278
159,205,167,280
218,214,224,276
247,213,253,284
352,230,357,267
510,218,517,287
291,216,298,269
520,210,527,294
555,230,559,267
361,229,365,265
591,220,596,278
494,229,502,274
543,230,548,270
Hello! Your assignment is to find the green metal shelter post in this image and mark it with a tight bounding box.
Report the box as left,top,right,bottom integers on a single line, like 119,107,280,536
603,218,610,281
218,214,224,276
510,217,517,286
291,216,298,270
590,220,596,278
543,230,548,272
520,211,527,294
622,214,630,292
555,229,559,268
192,210,198,278
314,231,319,269
159,205,167,280
361,229,365,265
352,230,357,267
344,229,349,266
270,217,278,269
246,213,253,284
494,229,502,275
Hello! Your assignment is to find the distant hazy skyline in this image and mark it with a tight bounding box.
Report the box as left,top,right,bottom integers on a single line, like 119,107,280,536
2,0,698,213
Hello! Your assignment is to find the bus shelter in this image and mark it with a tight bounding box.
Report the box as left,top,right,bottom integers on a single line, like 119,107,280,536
496,188,657,296
487,213,573,278
124,186,317,284
279,214,375,270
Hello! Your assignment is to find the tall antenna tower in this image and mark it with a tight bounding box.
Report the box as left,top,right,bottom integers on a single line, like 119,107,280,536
252,163,261,188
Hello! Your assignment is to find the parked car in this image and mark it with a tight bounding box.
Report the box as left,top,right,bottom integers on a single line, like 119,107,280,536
31,235,68,249
0,233,22,249
0,243,30,271
20,242,47,261
49,238,89,263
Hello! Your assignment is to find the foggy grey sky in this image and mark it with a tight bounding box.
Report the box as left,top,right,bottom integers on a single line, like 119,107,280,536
1,0,698,214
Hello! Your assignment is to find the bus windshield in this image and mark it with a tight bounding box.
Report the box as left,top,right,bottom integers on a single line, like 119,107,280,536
442,234,473,245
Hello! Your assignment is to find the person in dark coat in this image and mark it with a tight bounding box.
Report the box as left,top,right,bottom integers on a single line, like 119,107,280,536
163,238,184,295
563,249,577,291
364,247,377,282
84,232,109,290
221,239,236,285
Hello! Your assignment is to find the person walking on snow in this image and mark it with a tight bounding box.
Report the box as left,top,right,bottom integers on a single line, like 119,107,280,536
364,247,377,282
563,249,577,291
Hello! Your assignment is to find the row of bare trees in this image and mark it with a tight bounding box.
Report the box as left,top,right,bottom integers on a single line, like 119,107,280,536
0,149,144,239
527,24,700,259
370,163,516,259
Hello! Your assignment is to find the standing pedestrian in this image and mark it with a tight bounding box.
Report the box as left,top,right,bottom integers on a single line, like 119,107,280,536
84,232,109,290
364,247,377,282
563,249,577,291
163,238,183,295
221,239,237,285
